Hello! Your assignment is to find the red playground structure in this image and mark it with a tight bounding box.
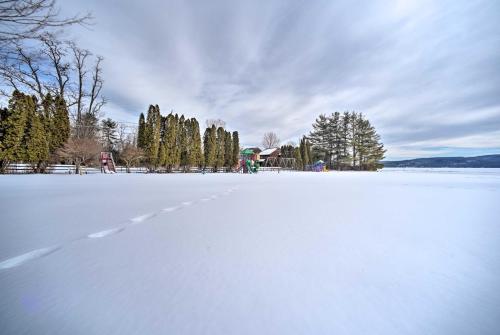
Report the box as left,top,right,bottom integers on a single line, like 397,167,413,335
100,152,116,173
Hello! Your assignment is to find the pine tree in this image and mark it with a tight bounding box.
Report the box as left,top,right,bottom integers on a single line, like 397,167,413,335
309,114,332,168
137,112,146,149
338,111,351,170
224,131,232,168
355,116,385,171
101,118,118,152
350,112,363,170
307,111,384,171
231,131,239,167
0,90,29,172
330,112,342,170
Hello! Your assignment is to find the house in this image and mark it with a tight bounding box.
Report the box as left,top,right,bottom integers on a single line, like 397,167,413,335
259,147,280,161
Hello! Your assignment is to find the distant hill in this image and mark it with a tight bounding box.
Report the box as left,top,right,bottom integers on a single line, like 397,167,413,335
382,154,500,168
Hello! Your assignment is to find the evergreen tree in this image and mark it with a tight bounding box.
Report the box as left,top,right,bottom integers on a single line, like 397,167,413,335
307,111,385,171
231,131,240,167
293,147,303,170
173,114,182,167
179,116,189,169
101,118,118,152
157,115,167,167
309,114,332,168
350,112,360,169
144,105,161,170
224,131,232,168
0,107,7,144
306,139,312,164
299,136,310,169
53,95,70,151
24,97,49,172
280,144,294,158
330,112,342,170
203,125,217,169
137,112,146,149
164,113,178,170
215,126,225,170
338,111,351,169
0,90,29,172
190,118,203,167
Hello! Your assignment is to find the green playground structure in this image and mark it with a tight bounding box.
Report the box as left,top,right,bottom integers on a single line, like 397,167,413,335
245,159,259,173
239,148,260,173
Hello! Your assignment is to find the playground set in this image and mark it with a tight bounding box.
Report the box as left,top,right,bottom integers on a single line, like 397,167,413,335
239,148,260,173
307,160,327,172
100,152,116,173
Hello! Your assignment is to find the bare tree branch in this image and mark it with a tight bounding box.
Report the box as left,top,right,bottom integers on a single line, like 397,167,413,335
262,132,280,149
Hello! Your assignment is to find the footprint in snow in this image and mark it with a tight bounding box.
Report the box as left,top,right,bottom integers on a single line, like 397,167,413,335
162,206,180,212
130,213,156,223
0,246,62,270
88,227,125,238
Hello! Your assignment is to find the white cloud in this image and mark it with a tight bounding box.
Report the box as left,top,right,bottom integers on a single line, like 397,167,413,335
60,0,500,158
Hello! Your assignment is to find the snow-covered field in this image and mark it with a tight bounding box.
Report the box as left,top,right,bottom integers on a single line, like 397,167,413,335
1,169,499,334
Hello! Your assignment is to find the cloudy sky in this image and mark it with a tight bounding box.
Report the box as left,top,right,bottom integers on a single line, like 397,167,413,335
64,0,500,159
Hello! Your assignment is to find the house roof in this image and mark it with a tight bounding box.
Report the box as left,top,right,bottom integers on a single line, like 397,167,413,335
260,147,279,156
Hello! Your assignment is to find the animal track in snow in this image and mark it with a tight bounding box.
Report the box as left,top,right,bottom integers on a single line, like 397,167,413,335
0,246,61,270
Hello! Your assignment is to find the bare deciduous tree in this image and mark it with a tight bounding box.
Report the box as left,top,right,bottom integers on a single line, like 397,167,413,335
0,35,107,140
0,0,91,44
205,119,226,129
120,144,144,173
41,33,69,97
57,137,101,174
262,132,280,149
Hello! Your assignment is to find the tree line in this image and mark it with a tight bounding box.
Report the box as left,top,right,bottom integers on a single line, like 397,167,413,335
308,111,385,170
279,136,313,170
0,90,70,172
137,106,240,172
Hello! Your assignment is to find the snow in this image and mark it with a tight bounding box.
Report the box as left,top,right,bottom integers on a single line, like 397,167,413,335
1,169,499,334
259,147,279,156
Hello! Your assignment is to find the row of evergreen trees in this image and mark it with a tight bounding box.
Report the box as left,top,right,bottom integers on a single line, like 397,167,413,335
136,106,240,171
0,90,70,172
203,125,240,170
280,136,313,170
309,111,385,170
